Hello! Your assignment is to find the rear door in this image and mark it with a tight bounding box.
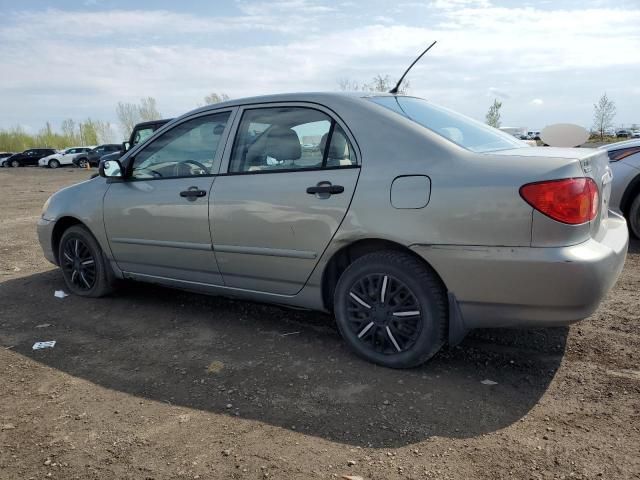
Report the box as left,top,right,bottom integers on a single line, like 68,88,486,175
211,104,360,295
103,110,234,284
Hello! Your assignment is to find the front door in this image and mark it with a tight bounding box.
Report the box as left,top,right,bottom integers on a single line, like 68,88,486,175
103,111,233,284
211,105,360,295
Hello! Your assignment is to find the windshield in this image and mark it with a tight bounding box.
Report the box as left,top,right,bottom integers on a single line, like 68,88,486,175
369,96,524,153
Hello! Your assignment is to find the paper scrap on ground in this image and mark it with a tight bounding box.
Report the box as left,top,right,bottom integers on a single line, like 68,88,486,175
207,360,224,374
481,379,498,385
54,290,68,299
35,323,52,329
32,341,56,350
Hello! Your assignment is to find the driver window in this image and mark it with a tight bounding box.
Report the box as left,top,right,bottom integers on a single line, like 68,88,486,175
131,112,230,179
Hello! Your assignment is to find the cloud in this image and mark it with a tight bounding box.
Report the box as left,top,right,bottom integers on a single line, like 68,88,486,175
488,87,510,99
0,2,638,131
531,98,544,106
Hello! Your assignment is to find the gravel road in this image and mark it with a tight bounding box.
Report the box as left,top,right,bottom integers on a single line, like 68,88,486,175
1,168,638,479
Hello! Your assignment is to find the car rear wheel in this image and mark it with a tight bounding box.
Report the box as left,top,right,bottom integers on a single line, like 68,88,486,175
10,159,20,167
628,193,640,239
333,251,447,368
78,158,88,168
58,225,113,297
49,159,60,169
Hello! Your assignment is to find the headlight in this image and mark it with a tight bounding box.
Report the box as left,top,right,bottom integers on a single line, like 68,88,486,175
41,196,52,219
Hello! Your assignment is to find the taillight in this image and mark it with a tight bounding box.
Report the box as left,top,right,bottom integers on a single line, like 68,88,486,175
520,178,599,225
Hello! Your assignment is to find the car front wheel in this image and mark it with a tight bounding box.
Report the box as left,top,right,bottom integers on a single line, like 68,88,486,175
58,225,113,297
77,158,88,168
10,159,20,167
334,251,448,368
49,159,60,169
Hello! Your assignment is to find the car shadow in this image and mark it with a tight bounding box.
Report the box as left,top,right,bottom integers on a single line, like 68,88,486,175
0,270,567,448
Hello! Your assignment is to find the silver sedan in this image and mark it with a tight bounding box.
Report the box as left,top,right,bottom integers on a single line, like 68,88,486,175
600,138,640,238
37,93,628,368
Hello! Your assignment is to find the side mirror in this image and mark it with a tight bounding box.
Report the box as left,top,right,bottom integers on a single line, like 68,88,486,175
99,159,124,179
122,141,130,151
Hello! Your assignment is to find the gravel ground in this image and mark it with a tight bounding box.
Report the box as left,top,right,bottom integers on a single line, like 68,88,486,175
0,168,639,480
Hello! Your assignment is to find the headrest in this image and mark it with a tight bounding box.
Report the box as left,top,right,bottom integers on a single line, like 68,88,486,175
265,126,301,161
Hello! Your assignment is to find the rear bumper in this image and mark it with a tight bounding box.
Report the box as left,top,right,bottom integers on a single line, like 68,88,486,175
37,218,57,265
411,211,628,329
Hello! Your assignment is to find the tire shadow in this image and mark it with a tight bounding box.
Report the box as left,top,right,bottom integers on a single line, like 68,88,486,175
0,270,567,448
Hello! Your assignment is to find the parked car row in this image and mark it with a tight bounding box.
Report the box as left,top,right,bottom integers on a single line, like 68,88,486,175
616,129,640,138
1,118,172,169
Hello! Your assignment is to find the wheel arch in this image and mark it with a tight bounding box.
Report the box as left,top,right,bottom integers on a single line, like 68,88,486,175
620,171,640,218
51,216,88,264
320,238,449,312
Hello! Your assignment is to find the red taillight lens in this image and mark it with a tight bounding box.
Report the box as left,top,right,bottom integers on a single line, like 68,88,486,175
520,178,599,225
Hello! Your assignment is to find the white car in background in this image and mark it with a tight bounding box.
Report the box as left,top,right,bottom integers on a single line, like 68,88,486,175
39,146,95,169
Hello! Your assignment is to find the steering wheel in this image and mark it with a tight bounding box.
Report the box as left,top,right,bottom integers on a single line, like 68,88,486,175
174,159,210,176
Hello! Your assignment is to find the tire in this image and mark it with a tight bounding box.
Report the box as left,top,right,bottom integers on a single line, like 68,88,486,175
628,193,640,239
333,251,448,368
77,158,88,168
58,225,114,297
49,159,60,169
10,159,20,167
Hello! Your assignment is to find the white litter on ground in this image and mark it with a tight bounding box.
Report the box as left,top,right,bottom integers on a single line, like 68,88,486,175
32,341,56,350
54,290,68,299
481,379,498,385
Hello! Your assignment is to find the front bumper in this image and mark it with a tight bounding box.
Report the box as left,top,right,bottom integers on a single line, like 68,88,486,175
37,218,57,265
411,211,628,329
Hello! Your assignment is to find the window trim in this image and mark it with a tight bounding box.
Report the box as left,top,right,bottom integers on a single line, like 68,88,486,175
123,109,237,182
220,102,360,176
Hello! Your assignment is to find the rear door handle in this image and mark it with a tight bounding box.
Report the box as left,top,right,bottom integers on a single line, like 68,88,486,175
306,184,344,195
180,187,207,200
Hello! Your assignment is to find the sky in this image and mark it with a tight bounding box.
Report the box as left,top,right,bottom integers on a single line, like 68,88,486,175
1,0,639,138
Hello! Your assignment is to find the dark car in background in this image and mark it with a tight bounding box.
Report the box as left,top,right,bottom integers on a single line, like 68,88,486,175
73,144,122,168
4,148,57,167
99,119,172,167
0,152,15,167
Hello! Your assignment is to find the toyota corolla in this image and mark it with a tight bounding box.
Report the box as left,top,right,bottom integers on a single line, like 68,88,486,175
38,92,628,368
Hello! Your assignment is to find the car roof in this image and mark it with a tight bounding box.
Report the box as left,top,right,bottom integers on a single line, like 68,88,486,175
599,138,640,151
189,91,394,115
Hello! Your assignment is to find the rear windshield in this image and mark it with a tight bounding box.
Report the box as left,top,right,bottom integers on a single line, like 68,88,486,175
369,96,524,153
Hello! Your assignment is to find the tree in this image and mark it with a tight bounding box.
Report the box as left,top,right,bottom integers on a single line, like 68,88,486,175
485,99,502,128
336,74,409,94
592,93,616,141
94,121,116,144
138,97,161,121
202,92,230,105
116,97,162,137
116,102,140,137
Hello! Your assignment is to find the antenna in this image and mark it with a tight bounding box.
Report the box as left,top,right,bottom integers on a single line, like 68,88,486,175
389,40,437,95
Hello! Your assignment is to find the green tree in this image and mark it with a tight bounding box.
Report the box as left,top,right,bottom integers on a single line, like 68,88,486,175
485,99,503,128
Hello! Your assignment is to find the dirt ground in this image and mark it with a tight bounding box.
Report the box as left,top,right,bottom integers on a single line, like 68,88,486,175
0,167,638,480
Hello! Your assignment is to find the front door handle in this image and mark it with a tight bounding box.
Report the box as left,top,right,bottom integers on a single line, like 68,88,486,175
180,187,207,201
306,183,344,195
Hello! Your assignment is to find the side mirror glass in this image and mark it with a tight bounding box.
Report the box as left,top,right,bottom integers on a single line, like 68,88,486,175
99,159,123,179
122,141,130,151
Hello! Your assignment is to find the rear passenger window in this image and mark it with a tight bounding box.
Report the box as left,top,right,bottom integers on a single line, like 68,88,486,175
228,107,356,173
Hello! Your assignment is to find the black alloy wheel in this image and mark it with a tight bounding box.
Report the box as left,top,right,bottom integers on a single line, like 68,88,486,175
334,251,447,368
346,273,422,354
61,237,97,291
58,225,114,297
